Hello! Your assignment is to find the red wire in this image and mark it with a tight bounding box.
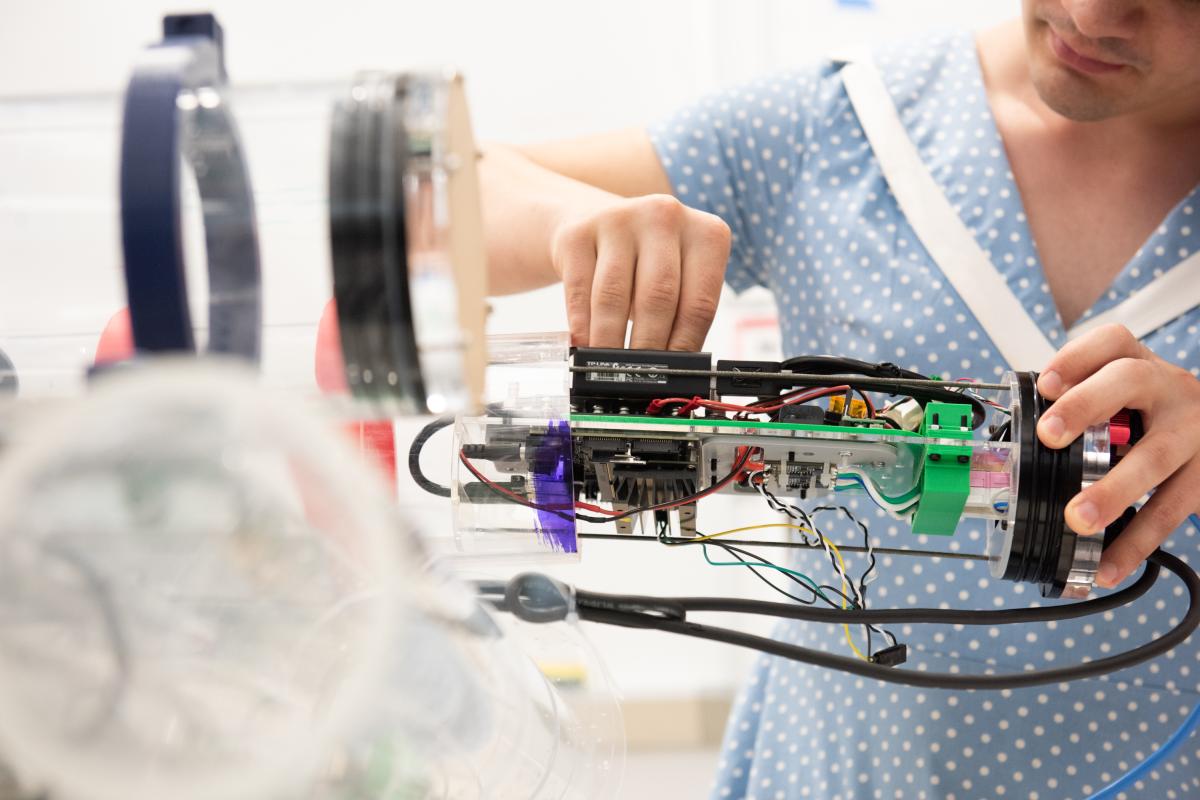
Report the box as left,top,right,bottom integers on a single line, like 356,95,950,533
646,385,878,418
572,446,756,517
460,444,761,521
457,451,575,512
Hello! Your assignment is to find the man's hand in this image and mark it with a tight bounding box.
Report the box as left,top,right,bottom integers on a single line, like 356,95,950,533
1035,324,1200,588
550,194,730,351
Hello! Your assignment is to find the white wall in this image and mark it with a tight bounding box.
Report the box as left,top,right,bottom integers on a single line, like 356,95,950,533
1,0,1019,701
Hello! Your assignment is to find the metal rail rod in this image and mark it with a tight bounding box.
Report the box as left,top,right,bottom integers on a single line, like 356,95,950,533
569,365,1010,392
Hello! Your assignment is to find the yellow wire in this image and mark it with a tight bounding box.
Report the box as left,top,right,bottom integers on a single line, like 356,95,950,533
823,537,869,662
675,522,818,544
680,521,870,662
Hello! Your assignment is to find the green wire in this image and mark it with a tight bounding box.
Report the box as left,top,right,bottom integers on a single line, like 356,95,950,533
701,543,833,605
836,469,920,506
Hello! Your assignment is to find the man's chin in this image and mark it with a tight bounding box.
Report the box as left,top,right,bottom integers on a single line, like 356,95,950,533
1030,65,1129,122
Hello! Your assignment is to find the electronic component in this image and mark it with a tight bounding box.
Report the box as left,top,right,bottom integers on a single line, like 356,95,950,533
570,347,711,413
828,395,868,419
439,348,1143,600
870,643,908,667
880,397,923,430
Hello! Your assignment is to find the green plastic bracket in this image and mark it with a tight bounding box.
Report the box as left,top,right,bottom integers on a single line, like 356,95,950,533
909,401,973,536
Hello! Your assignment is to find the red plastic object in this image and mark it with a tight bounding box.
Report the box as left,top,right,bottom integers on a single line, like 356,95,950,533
316,299,398,483
1109,410,1132,447
95,308,135,364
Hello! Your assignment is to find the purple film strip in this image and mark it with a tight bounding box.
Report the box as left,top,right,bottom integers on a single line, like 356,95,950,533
530,419,578,554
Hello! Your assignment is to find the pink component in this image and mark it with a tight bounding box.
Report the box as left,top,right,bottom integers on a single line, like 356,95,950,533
970,471,1010,489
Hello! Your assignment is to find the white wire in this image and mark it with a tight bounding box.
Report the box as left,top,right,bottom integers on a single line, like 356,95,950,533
835,467,918,518
754,479,863,609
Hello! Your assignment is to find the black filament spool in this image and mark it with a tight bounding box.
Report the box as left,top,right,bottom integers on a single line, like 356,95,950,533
998,371,1085,598
328,73,426,411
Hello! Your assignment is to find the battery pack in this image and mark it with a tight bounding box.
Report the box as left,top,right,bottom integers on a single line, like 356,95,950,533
571,347,712,402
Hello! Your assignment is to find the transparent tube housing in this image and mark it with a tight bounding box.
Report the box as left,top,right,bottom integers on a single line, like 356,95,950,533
450,332,579,563
0,72,484,416
0,362,620,800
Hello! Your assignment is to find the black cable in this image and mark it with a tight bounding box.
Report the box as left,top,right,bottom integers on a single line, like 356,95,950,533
572,549,1199,689
594,555,1157,626
778,355,988,429
409,416,454,497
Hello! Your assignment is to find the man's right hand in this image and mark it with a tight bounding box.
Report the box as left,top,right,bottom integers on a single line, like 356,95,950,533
479,131,731,352
550,193,730,351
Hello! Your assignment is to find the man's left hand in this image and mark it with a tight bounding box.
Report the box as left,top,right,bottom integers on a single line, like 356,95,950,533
1035,323,1200,588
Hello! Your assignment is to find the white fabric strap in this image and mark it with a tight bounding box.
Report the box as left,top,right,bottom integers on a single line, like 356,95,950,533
841,59,1058,370
1069,250,1200,341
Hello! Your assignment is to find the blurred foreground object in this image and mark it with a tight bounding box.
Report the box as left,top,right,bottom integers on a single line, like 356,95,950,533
0,361,622,800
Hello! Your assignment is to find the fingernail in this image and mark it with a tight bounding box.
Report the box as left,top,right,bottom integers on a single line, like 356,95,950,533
1039,414,1065,445
1068,499,1100,534
1097,562,1119,588
1039,370,1064,397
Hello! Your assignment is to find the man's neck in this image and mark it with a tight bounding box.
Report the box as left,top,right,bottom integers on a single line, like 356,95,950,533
974,19,1200,328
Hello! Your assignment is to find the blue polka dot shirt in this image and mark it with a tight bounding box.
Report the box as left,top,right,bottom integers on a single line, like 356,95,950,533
649,29,1200,800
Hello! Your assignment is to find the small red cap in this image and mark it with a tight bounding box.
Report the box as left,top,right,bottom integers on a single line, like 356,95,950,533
1109,410,1131,447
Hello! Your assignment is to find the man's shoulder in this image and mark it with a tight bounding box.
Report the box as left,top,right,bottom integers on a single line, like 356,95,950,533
869,29,980,115
745,29,976,119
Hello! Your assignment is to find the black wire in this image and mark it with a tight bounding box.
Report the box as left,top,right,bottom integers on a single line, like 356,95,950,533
409,416,454,498
757,484,842,578
778,355,988,429
659,521,897,649
753,485,900,650
652,518,820,606
572,549,1199,689
810,504,897,649
754,486,871,643
717,544,819,606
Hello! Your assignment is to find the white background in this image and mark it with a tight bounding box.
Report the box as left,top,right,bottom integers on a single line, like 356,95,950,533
1,0,1019,703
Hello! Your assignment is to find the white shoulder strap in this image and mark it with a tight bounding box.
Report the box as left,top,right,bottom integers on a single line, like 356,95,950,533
1069,250,1200,341
840,58,1058,370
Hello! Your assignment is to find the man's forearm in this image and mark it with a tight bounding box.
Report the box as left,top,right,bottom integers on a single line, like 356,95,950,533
476,131,728,350
478,144,614,295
